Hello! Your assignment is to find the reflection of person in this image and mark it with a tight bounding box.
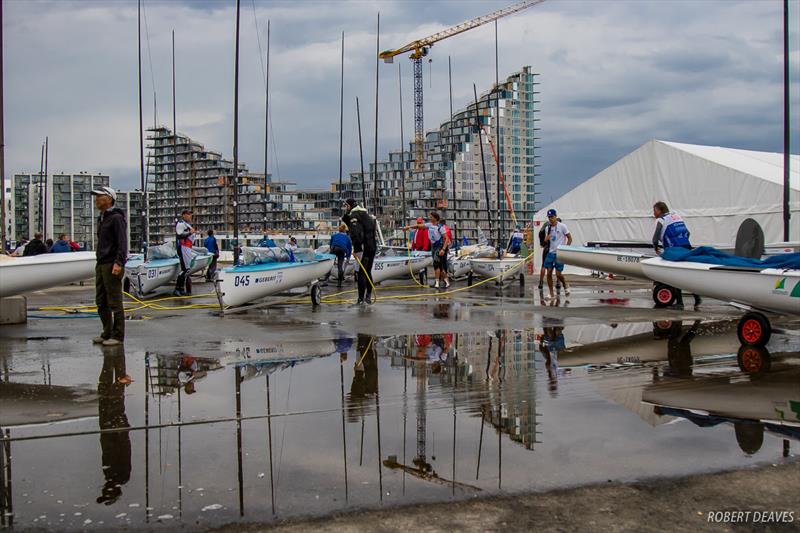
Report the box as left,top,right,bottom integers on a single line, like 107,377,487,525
664,320,700,376
347,334,378,421
540,326,565,396
178,355,207,395
96,346,132,505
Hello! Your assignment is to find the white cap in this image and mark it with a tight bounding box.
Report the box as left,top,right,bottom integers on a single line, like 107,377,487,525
90,186,117,201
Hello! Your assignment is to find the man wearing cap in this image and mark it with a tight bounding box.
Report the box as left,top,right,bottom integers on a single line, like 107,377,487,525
341,198,377,305
174,209,196,297
543,209,572,298
91,186,128,346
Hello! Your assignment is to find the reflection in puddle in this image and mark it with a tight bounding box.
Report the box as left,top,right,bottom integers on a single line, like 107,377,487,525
0,323,798,529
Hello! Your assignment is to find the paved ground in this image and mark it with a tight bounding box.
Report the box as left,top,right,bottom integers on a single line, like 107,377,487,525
212,462,800,533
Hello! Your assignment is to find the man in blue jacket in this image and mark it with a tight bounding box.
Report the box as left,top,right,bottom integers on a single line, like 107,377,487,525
329,223,352,288
203,229,219,281
50,234,73,253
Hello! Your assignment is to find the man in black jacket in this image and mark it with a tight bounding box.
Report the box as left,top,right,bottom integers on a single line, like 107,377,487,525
91,186,128,346
341,198,377,305
22,233,48,256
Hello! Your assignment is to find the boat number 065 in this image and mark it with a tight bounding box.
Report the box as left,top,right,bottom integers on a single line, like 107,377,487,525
234,275,251,287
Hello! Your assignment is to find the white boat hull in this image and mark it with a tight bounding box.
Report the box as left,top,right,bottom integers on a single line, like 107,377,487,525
641,257,800,315
371,253,431,284
217,255,335,307
470,256,526,285
124,256,181,298
329,257,357,279
557,245,653,280
448,255,472,278
0,252,97,298
188,253,214,276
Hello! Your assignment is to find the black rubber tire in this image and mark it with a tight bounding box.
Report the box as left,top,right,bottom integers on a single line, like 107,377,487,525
467,272,474,287
311,284,321,307
123,277,131,294
419,269,427,285
737,344,771,375
652,283,677,307
519,273,525,287
737,313,771,347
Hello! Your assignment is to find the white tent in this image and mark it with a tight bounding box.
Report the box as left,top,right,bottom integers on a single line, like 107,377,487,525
536,140,799,262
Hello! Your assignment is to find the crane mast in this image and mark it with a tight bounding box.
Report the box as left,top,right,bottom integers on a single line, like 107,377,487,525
380,0,545,173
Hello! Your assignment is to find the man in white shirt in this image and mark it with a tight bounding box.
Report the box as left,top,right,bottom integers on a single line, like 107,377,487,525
542,208,572,298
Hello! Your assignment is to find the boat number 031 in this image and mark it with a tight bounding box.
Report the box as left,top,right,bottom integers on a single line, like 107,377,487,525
234,275,251,287
147,269,157,280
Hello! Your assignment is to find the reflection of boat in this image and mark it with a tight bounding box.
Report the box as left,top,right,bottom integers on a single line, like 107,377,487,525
0,252,96,298
469,256,525,285
371,252,431,284
216,253,334,307
643,367,800,443
557,245,652,280
124,254,180,297
222,338,338,363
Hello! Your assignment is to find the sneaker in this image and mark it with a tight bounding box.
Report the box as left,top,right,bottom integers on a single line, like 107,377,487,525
352,299,364,307
444,279,451,289
102,338,122,347
172,290,185,297
92,336,107,344
431,280,440,289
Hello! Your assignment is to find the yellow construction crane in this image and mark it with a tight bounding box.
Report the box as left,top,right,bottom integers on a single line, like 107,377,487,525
379,0,545,172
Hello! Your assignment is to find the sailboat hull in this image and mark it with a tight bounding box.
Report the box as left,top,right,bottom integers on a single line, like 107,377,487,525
217,254,335,307
470,256,526,285
0,252,96,298
124,255,181,298
371,253,432,284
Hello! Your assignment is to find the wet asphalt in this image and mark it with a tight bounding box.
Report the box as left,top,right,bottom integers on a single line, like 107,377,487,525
1,275,798,531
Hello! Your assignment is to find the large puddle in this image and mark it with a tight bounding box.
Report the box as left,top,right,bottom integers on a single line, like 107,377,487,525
1,320,799,530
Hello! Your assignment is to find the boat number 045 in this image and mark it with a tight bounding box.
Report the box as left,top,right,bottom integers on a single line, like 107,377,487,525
234,275,251,287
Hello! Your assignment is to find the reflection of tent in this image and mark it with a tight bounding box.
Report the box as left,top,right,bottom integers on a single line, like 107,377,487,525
536,141,799,267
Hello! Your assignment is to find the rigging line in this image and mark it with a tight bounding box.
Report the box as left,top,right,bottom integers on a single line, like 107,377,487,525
269,106,281,180
251,0,268,89
141,0,157,120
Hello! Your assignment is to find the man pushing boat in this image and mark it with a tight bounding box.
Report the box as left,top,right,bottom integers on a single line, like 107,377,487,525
342,198,377,305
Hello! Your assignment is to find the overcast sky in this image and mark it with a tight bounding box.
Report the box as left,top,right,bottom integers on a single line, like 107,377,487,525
4,0,799,203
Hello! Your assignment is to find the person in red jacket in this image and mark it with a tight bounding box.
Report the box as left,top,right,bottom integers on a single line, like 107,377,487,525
410,217,431,251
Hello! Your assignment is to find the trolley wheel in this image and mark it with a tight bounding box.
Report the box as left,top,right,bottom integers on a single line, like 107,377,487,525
467,272,474,287
737,344,771,375
418,269,427,285
652,283,677,307
310,283,321,307
519,273,525,287
123,277,131,294
737,313,771,347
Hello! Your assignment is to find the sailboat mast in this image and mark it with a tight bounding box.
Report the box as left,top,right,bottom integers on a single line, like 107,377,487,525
138,0,147,250
171,30,177,221
494,20,502,249
356,97,366,206
232,0,241,265
338,32,344,199
262,19,270,231
0,0,5,250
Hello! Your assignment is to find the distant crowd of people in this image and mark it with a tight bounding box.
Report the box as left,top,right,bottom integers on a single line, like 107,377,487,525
6,232,83,257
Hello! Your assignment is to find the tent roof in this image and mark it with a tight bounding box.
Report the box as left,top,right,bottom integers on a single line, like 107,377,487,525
658,140,799,190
